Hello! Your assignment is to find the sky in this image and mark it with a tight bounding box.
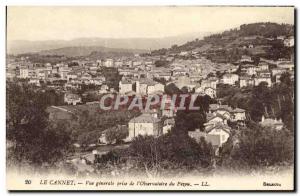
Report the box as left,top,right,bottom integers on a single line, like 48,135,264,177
7,6,294,41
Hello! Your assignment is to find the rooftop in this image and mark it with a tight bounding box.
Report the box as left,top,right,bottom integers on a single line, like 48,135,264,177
129,113,160,124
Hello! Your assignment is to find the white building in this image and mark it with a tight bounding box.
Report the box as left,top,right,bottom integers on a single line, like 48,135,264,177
147,82,165,95
127,113,162,141
19,67,29,78
104,59,114,67
260,116,284,130
239,76,254,88
277,61,294,71
221,74,239,85
204,87,216,98
241,64,257,76
119,80,133,94
284,36,294,47
230,108,246,121
206,123,231,147
59,67,71,80
254,76,272,87
64,93,82,105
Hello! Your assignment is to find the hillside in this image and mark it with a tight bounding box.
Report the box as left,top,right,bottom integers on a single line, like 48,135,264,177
148,22,294,62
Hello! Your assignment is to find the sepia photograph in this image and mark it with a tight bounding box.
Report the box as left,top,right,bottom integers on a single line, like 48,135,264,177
6,6,295,191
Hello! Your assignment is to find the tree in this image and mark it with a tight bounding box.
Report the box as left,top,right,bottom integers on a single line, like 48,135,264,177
280,72,292,86
105,126,128,144
174,95,211,133
154,60,170,67
126,133,214,177
165,83,181,95
222,123,294,169
6,81,71,168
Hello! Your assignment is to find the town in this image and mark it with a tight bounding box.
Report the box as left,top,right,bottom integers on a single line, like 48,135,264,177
7,22,294,178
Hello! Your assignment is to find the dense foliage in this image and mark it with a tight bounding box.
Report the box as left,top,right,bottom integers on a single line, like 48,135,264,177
96,133,214,177
148,22,294,62
219,122,294,170
216,73,294,131
6,81,71,168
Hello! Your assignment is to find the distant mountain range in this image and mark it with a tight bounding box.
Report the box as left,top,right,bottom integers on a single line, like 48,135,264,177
7,32,211,55
39,46,146,57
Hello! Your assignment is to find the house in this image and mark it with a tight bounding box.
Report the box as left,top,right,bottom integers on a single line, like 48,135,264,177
194,84,203,94
284,36,294,47
204,113,228,130
215,108,231,119
201,78,218,89
204,87,216,98
29,78,40,86
221,74,239,85
256,70,271,78
188,129,208,143
208,104,232,119
67,72,78,81
64,93,82,105
162,118,175,134
157,72,172,81
37,70,48,80
127,113,162,141
240,55,252,63
98,133,111,145
59,67,71,80
147,82,165,95
206,122,231,146
230,108,246,122
241,64,256,76
277,35,285,40
135,79,164,95
274,71,294,83
136,80,148,95
173,76,196,92
254,76,272,87
208,104,246,123
104,59,114,67
260,115,284,130
119,80,133,94
89,66,98,74
172,68,187,77
179,51,190,56
19,66,29,78
81,72,92,80
188,123,231,155
208,104,220,113
161,98,177,117
239,76,254,88
114,60,123,67
99,84,109,94
257,62,269,71
277,61,294,71
133,60,142,66
91,76,105,86
189,74,202,83
272,67,287,76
